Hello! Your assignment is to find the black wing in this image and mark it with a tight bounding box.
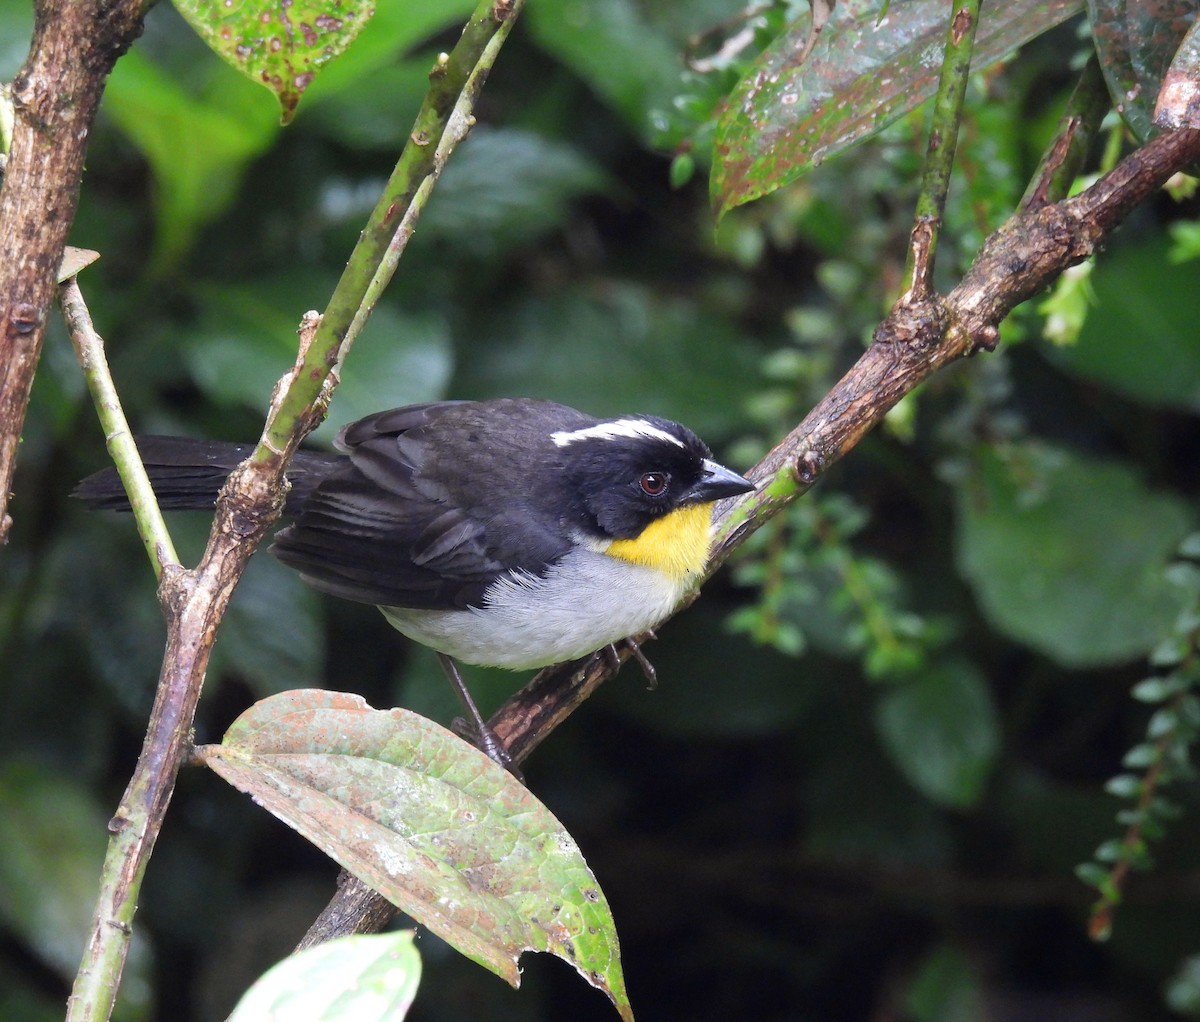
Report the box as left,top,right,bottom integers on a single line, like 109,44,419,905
269,401,575,609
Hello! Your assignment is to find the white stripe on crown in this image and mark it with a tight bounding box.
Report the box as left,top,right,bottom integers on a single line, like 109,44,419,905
551,418,685,448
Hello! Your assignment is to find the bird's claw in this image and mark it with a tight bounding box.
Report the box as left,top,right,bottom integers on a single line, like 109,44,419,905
604,631,658,689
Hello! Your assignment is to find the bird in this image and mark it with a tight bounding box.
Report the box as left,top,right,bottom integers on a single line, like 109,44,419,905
74,397,756,765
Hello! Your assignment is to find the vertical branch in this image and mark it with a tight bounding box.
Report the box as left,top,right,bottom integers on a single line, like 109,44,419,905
900,0,982,303
60,276,179,576
68,1,532,1015
0,0,145,543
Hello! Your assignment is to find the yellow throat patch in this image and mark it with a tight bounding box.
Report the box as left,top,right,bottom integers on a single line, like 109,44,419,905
603,502,715,581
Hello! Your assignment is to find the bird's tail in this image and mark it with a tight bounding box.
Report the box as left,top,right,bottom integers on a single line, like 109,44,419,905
72,436,340,514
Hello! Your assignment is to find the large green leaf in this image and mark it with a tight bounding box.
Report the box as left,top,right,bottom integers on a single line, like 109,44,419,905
228,931,421,1022
712,0,1083,216
875,663,1000,808
184,278,452,442
419,127,613,253
198,690,634,1020
103,49,280,265
454,283,760,438
955,443,1194,667
526,0,682,138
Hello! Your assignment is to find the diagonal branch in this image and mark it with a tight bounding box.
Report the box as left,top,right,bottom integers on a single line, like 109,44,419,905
297,124,1200,947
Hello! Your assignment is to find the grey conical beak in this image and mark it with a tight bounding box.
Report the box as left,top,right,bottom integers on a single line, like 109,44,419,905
689,459,756,502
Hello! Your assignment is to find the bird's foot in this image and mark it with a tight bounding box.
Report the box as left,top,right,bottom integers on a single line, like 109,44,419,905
604,631,658,689
437,652,522,778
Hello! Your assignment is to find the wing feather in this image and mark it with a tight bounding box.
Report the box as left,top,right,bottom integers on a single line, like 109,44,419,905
270,401,572,609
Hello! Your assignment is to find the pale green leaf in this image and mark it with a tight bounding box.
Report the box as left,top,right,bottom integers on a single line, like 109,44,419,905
228,932,421,1022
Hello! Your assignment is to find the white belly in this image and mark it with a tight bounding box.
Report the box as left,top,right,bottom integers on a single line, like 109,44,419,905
380,549,688,670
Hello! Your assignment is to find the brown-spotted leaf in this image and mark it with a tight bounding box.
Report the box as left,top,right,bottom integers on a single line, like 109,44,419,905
1089,0,1197,139
172,0,375,124
712,0,1083,217
196,690,633,1021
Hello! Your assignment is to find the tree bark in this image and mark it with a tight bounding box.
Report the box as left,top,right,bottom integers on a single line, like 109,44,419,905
0,0,145,543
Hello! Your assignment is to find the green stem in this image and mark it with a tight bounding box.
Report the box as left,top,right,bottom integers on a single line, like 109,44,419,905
902,0,982,299
59,276,179,576
260,0,526,456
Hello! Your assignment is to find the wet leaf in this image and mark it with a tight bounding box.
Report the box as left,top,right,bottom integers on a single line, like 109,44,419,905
228,931,421,1022
1088,0,1196,139
173,0,375,124
198,690,633,1020
712,0,1083,216
1155,15,1200,128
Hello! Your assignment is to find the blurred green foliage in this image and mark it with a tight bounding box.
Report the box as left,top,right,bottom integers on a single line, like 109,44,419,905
4,1,1200,1021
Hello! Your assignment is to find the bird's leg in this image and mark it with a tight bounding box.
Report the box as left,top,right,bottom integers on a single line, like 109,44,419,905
435,652,515,772
604,630,658,690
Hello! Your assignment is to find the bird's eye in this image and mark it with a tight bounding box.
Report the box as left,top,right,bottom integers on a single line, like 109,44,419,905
639,472,668,496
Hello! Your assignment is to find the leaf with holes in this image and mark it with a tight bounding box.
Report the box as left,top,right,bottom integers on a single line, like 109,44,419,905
712,0,1083,216
173,0,376,124
196,690,633,1021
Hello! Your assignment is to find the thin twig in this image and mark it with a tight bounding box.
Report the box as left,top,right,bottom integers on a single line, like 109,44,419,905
59,276,179,576
900,0,982,302
1021,54,1110,212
